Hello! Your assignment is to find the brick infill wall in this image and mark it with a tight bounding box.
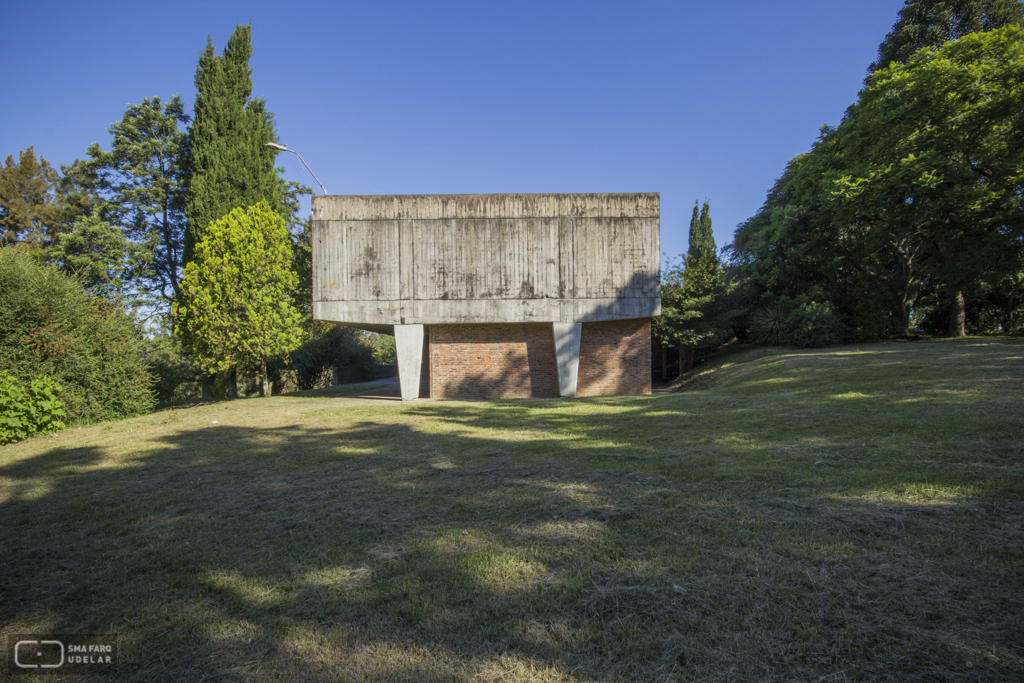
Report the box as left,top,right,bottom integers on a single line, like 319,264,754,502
428,319,651,399
577,318,652,396
429,323,558,399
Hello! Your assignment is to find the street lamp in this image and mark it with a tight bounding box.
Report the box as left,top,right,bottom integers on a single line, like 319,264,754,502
264,142,327,195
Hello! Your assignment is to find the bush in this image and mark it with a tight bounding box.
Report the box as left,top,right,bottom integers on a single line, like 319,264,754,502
750,299,845,348
138,332,202,403
284,325,375,391
0,248,154,423
0,373,66,444
787,300,845,347
750,303,791,346
370,333,397,365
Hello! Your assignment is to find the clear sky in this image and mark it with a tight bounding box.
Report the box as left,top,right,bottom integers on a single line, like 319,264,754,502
2,0,903,263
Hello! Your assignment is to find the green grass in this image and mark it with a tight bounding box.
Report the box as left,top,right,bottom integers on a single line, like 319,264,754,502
1,338,1022,681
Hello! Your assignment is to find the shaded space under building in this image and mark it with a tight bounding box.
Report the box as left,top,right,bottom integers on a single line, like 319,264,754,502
311,193,661,400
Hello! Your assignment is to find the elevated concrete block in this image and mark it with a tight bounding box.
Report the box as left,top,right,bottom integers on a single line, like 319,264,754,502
311,193,660,327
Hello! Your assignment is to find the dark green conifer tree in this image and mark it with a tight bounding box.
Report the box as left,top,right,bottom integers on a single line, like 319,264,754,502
183,24,281,266
685,201,719,298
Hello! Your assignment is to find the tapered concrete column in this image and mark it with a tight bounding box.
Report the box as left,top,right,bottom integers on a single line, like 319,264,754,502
552,322,582,397
394,324,424,400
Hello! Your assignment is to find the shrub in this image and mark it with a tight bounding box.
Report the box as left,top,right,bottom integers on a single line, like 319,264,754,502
0,373,66,444
750,299,845,348
370,333,397,365
138,332,202,403
285,325,375,391
750,303,791,346
0,248,154,423
787,300,845,347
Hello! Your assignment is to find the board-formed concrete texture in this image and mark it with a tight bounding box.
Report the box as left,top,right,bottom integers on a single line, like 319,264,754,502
311,193,660,399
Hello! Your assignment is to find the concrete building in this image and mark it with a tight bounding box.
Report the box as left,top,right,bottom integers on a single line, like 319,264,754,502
311,193,661,400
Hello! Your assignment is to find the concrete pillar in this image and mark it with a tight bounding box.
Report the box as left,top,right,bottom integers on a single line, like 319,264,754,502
394,324,424,400
552,322,582,397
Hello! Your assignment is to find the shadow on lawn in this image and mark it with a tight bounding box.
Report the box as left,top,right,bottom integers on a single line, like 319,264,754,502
1,344,1022,681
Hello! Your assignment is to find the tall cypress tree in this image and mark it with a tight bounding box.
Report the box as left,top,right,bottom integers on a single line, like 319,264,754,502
183,24,280,266
687,202,701,260
699,201,713,253
685,200,719,298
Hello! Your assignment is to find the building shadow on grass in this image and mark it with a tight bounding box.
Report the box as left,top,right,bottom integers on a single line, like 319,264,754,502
1,346,1023,680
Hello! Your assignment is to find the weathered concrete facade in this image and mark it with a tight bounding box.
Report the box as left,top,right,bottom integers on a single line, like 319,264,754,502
311,193,660,399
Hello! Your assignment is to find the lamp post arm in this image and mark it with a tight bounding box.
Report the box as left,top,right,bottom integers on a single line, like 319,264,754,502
289,150,327,196
265,142,327,195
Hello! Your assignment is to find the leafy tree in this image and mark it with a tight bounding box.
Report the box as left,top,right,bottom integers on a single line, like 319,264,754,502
370,333,397,365
184,24,283,266
653,201,732,378
67,96,190,312
173,203,303,397
181,25,309,397
138,325,202,403
652,258,716,377
832,26,1024,336
285,326,376,391
0,147,68,249
733,26,1024,339
869,0,1023,73
46,208,132,299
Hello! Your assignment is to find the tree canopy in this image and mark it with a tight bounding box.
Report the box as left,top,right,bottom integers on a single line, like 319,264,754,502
173,202,303,397
183,24,283,266
74,96,190,308
869,0,1023,73
0,147,69,250
733,25,1024,338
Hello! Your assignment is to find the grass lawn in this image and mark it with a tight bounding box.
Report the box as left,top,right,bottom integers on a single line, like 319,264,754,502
1,338,1022,681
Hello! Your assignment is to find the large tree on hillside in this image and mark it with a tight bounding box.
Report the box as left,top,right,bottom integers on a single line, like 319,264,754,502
869,0,1023,73
183,24,282,266
734,17,1024,340
173,203,302,398
0,148,68,249
65,96,190,310
653,201,729,377
832,26,1024,336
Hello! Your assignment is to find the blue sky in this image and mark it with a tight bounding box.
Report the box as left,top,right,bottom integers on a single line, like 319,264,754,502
2,0,903,262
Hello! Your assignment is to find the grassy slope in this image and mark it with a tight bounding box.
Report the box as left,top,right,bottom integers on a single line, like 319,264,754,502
0,338,1021,682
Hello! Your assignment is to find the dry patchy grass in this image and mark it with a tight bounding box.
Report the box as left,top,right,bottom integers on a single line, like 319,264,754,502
1,338,1022,681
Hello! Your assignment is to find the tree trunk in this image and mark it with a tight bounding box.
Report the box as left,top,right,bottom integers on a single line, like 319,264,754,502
260,356,272,398
900,301,912,335
660,345,667,382
948,290,966,337
201,374,214,401
678,342,684,376
227,368,238,399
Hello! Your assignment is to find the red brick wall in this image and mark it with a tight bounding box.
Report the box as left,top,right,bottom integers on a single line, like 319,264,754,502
429,323,559,399
428,319,651,399
577,319,651,396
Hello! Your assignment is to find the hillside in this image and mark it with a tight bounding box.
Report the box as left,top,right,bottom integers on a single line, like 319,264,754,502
1,338,1022,681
